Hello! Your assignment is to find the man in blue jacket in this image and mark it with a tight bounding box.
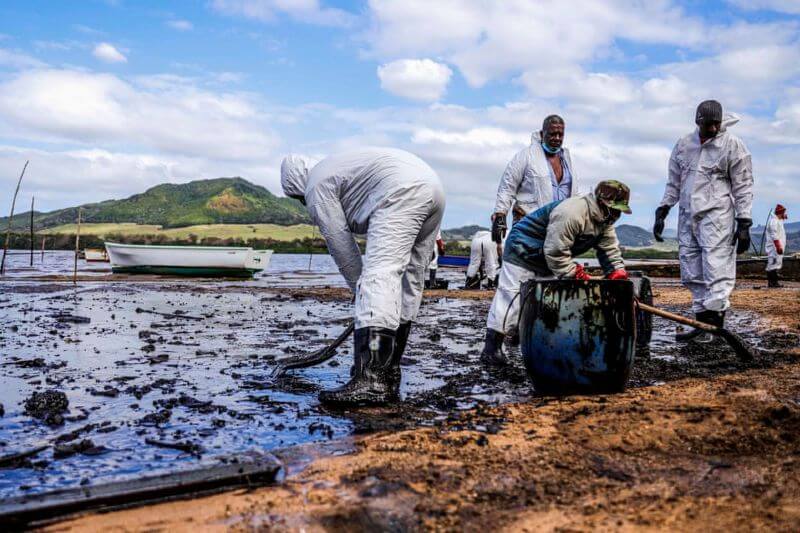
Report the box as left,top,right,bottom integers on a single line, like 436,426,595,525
481,180,632,366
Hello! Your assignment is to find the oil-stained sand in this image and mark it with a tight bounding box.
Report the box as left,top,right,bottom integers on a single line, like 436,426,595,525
39,282,800,532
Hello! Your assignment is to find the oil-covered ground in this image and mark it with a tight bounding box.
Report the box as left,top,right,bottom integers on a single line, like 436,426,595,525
1,263,798,530
43,281,800,533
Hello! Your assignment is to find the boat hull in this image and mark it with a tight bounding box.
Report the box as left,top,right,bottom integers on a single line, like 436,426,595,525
105,242,272,278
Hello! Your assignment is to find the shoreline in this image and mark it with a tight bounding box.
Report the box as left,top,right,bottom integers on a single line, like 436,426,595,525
26,283,800,531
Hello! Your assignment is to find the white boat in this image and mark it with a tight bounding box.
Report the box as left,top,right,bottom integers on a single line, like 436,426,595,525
84,248,110,262
104,242,272,278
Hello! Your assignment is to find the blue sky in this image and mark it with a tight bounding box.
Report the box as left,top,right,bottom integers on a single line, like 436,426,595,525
1,0,799,230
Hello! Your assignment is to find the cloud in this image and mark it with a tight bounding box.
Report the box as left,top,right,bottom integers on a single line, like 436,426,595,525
167,20,193,31
727,0,800,14
92,42,127,63
377,59,453,102
210,0,357,28
364,0,706,88
0,48,47,69
0,69,279,161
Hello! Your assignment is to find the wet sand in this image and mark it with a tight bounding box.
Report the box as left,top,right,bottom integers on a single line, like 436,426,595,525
43,282,800,532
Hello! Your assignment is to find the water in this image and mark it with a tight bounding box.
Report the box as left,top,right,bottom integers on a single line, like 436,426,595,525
0,262,488,500
0,251,762,502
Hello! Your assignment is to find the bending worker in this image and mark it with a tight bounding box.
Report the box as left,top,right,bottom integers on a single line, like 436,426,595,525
281,148,445,405
766,204,787,288
653,100,754,340
490,114,581,245
481,180,632,366
465,230,501,289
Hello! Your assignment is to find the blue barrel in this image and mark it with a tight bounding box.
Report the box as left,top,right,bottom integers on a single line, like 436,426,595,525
518,279,636,394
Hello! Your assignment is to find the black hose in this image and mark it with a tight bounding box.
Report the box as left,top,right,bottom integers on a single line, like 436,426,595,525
269,321,355,380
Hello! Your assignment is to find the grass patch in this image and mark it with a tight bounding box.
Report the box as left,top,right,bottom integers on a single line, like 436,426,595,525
42,223,317,242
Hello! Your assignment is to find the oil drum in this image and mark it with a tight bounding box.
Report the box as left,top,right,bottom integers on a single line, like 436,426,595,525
518,279,636,394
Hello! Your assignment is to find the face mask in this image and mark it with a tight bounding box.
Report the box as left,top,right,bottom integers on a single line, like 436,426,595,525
541,142,562,155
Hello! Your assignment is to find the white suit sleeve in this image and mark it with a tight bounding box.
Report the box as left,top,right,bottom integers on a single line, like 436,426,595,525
595,225,624,274
308,195,362,292
493,149,527,215
543,208,582,278
766,218,779,241
659,142,681,208
728,139,754,220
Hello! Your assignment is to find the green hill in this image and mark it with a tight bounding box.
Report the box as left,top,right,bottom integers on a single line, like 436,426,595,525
0,177,309,229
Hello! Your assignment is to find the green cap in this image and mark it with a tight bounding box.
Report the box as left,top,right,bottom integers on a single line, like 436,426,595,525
594,179,632,214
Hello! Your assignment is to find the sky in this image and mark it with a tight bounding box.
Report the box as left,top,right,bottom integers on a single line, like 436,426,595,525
0,0,799,231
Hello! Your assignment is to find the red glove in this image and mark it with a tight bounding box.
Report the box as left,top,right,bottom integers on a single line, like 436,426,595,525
436,238,445,255
774,240,784,255
606,269,629,281
573,263,591,281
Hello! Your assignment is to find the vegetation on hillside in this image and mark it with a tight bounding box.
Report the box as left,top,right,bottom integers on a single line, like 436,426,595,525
0,177,309,230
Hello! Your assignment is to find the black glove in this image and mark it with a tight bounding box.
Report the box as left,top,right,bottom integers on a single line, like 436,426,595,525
491,214,507,244
653,205,671,242
732,218,752,255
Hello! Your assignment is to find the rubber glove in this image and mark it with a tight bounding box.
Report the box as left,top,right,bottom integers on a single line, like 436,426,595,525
732,218,752,254
606,269,629,281
491,213,507,244
573,263,591,281
653,205,671,242
775,240,784,255
436,238,445,256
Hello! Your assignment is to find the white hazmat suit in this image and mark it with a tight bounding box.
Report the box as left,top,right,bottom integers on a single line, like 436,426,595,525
494,131,581,217
466,230,500,281
281,148,445,330
658,114,754,313
765,216,786,272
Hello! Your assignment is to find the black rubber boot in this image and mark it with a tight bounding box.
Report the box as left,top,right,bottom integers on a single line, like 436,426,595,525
676,310,713,342
507,325,520,347
694,310,725,344
465,275,480,289
486,276,495,289
319,327,398,406
389,321,411,387
768,270,783,288
480,329,507,367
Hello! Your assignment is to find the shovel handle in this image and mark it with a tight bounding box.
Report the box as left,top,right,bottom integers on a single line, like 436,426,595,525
635,300,717,333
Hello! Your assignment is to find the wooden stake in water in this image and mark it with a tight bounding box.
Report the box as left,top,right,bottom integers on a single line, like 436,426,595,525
73,208,82,284
1,160,29,275
41,236,45,262
29,196,34,267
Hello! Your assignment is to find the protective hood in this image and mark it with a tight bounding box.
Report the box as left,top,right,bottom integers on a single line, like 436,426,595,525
531,130,543,144
280,154,318,198
696,113,740,138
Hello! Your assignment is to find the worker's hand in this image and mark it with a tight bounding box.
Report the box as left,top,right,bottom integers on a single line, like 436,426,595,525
775,240,784,255
732,217,752,255
436,238,445,256
606,269,629,281
652,205,670,242
491,212,507,244
573,263,591,281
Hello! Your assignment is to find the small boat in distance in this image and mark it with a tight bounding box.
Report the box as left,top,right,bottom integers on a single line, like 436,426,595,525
84,248,110,262
104,242,272,278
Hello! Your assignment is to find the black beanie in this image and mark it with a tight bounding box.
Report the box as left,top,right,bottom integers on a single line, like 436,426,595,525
696,100,723,123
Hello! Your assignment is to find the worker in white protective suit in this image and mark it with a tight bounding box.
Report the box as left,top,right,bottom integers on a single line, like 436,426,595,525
465,230,501,289
281,148,445,406
485,114,582,344
653,100,754,342
765,204,787,288
425,231,445,289
490,114,581,246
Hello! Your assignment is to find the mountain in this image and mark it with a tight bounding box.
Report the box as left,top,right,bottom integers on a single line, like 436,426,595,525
1,177,309,229
442,225,490,241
